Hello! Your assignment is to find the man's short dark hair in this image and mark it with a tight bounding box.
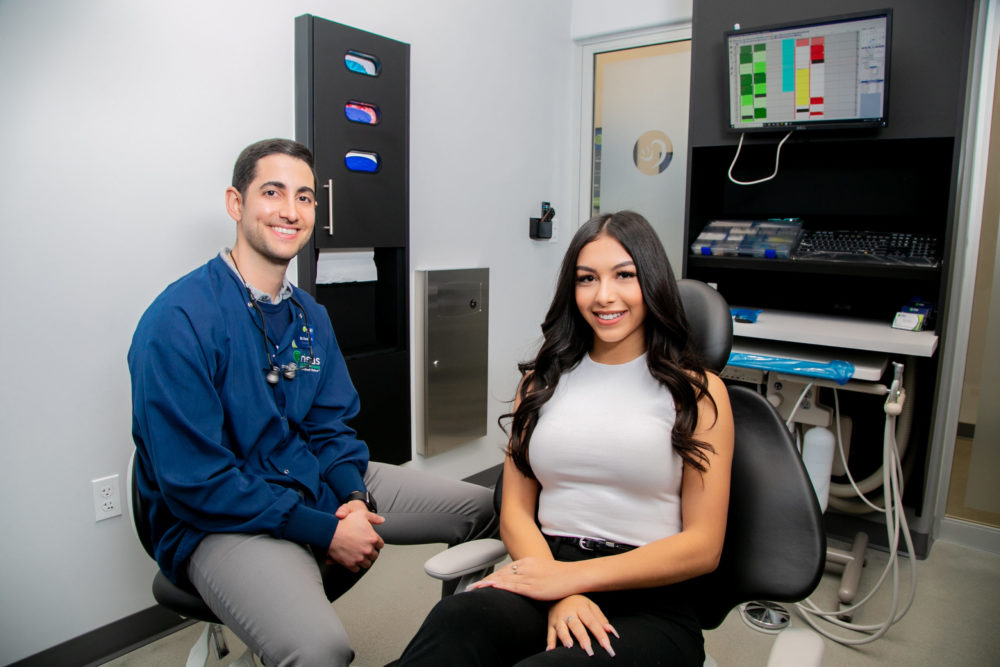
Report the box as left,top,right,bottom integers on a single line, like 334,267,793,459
232,138,316,197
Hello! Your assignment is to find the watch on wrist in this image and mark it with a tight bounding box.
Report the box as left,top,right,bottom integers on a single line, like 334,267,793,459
345,490,377,513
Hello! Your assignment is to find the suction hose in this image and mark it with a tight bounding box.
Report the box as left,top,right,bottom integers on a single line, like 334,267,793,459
827,356,916,514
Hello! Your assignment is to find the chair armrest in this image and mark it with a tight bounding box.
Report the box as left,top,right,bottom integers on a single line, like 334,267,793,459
765,628,824,667
424,539,508,580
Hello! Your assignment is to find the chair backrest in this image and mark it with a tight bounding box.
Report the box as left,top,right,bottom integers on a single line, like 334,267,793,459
127,449,156,559
671,279,825,627
128,450,224,620
681,384,826,629
676,278,733,374
671,280,825,628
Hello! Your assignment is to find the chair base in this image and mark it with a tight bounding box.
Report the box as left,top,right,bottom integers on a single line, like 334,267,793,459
187,623,226,667
187,622,259,667
740,601,791,632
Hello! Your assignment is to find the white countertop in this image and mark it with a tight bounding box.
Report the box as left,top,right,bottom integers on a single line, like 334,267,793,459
731,309,938,358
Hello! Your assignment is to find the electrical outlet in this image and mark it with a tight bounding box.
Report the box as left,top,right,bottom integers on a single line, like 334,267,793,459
92,474,122,522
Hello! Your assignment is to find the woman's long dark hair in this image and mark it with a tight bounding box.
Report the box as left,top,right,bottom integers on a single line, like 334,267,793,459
502,211,717,479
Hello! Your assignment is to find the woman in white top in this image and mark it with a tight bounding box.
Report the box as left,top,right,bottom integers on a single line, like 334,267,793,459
397,211,734,665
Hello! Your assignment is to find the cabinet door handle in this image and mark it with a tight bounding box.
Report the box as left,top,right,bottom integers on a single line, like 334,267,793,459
323,178,334,235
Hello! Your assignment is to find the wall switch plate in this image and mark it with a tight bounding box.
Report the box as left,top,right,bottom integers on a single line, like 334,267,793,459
92,474,122,521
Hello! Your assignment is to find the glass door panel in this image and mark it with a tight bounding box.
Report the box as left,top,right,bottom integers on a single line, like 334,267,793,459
592,40,691,276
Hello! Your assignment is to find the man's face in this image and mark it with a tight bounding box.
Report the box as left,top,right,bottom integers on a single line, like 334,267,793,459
227,153,316,266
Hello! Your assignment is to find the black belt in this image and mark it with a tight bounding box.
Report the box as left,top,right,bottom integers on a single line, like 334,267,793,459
546,534,637,555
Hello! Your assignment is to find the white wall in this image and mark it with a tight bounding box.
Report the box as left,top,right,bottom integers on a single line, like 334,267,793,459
0,0,689,661
402,1,575,478
571,0,691,39
403,0,692,479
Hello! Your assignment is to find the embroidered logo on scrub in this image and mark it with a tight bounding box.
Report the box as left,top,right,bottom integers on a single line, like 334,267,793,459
291,326,321,372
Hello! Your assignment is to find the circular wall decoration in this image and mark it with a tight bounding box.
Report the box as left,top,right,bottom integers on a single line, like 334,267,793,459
633,130,673,174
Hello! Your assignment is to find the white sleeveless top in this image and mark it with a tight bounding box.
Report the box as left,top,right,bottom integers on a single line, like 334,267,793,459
530,353,683,546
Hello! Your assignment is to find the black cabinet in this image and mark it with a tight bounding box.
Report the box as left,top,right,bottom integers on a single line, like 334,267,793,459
685,0,974,334
297,16,408,249
685,0,975,550
685,137,953,322
295,15,411,464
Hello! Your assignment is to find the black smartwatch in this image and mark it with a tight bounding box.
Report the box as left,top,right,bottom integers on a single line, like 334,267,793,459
345,490,377,513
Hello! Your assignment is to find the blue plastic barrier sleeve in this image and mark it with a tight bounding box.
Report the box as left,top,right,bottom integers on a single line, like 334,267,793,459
727,353,855,385
730,307,762,323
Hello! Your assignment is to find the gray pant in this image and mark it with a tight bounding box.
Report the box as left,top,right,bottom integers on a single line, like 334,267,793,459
187,462,497,667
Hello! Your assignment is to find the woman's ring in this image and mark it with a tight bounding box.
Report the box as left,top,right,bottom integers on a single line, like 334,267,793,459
511,563,519,574
566,615,575,624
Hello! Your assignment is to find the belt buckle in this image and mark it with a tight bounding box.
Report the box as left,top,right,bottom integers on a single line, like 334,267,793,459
577,537,597,551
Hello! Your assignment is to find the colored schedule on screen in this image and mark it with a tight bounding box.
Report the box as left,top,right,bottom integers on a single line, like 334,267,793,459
727,13,888,130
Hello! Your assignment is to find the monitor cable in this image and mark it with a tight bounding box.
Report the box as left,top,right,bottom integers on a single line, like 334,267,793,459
728,129,794,186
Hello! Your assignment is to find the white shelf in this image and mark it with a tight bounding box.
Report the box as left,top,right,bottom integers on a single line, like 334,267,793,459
731,309,938,358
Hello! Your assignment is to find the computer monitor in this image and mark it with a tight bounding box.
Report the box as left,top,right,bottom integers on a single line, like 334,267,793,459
725,10,891,132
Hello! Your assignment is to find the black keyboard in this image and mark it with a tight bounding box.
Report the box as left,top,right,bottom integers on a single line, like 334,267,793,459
794,230,939,266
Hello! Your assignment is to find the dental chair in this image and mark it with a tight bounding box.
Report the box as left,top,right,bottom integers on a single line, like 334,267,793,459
423,279,827,666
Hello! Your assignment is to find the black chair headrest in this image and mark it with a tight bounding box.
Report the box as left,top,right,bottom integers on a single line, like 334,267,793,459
676,279,733,374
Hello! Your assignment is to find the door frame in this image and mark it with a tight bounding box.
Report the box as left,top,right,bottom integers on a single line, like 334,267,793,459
933,0,1000,552
573,24,692,235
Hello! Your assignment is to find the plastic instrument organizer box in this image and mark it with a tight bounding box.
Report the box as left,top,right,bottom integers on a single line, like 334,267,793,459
691,219,804,259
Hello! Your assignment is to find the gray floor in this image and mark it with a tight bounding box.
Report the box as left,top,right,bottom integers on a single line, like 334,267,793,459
101,536,1000,667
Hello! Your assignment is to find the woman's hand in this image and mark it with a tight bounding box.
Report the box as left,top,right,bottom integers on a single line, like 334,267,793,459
547,594,618,657
466,557,585,601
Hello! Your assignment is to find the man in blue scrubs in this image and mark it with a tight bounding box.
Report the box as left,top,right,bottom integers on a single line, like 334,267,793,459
129,138,496,666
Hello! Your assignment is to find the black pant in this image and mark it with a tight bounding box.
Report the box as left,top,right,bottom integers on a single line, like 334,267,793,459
396,539,704,666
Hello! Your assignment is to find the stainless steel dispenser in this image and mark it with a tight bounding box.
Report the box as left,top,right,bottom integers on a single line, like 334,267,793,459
419,268,489,456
